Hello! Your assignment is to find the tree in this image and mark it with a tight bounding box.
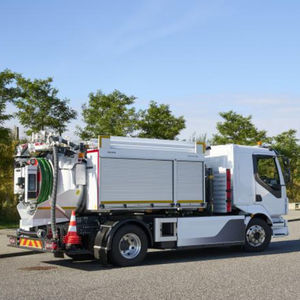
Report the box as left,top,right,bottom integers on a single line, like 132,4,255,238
137,101,185,140
271,130,300,202
0,132,16,214
0,69,19,142
212,111,268,145
78,90,137,139
13,76,77,135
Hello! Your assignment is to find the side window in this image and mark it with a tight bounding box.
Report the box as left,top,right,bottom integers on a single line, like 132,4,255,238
254,155,282,198
257,157,280,187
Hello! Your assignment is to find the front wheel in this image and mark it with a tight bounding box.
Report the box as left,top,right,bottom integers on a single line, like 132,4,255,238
244,218,272,252
109,225,148,267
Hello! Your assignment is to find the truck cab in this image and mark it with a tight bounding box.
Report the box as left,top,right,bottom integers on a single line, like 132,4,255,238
206,144,289,236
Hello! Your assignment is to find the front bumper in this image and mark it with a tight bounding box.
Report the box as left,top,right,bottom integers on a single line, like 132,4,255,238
272,218,289,237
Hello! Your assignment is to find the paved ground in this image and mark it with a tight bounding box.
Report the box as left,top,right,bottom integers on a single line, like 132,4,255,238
0,211,300,300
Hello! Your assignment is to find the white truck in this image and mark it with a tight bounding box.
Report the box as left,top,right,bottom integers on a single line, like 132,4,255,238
8,133,290,266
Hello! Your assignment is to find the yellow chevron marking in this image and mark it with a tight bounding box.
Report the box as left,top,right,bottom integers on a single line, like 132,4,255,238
19,238,43,249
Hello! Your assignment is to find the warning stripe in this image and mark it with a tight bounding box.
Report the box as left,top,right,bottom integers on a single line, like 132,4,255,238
19,238,43,249
68,225,77,232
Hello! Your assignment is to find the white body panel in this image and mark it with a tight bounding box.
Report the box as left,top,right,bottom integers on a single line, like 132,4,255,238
14,167,25,194
86,150,99,211
152,216,245,247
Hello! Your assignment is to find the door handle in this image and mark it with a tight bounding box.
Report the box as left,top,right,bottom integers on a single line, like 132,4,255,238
256,194,262,202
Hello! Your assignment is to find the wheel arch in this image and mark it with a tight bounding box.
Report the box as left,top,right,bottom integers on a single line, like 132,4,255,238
251,213,272,226
107,219,153,249
93,218,153,265
236,204,273,226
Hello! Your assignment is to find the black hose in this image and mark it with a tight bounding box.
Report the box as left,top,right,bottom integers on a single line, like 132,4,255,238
50,145,59,240
20,144,28,156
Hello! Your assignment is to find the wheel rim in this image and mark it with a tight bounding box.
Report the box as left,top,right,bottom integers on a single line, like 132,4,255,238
246,224,266,247
119,233,141,259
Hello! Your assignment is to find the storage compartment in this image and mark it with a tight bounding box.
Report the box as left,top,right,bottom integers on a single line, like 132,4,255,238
100,158,173,206
154,218,177,242
176,161,204,205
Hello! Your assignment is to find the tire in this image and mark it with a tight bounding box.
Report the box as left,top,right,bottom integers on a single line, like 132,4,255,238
109,224,148,267
244,218,272,252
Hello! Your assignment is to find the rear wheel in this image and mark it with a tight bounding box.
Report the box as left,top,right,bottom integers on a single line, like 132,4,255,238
109,224,148,267
244,218,272,252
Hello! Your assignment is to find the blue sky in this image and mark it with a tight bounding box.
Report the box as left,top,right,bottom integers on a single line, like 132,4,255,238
1,0,300,140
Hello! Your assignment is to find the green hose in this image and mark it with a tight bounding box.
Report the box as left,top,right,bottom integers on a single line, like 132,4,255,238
37,158,53,203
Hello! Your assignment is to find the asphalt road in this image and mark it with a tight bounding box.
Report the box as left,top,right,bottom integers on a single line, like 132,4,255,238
0,211,300,300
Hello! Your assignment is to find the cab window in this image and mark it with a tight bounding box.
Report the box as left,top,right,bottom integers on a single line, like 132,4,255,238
254,155,281,197
257,157,280,187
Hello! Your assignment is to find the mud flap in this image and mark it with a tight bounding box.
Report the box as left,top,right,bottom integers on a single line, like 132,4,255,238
94,224,113,265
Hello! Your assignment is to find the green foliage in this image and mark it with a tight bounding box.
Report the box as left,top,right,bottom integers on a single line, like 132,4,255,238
0,69,20,104
212,110,300,202
271,130,300,202
0,133,16,213
13,76,77,135
212,111,268,145
0,70,20,218
79,92,185,141
0,69,19,143
78,90,137,139
137,101,185,140
0,218,18,229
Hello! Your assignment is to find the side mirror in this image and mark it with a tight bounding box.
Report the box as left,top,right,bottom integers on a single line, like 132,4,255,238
282,157,291,184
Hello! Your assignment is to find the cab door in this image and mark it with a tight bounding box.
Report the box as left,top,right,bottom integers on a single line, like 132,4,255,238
253,155,286,216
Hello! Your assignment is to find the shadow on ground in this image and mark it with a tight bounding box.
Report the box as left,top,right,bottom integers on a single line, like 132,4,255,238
42,239,300,272
0,250,43,259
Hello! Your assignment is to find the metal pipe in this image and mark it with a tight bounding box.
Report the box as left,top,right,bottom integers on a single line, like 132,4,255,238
50,145,59,240
49,136,79,150
16,229,38,238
